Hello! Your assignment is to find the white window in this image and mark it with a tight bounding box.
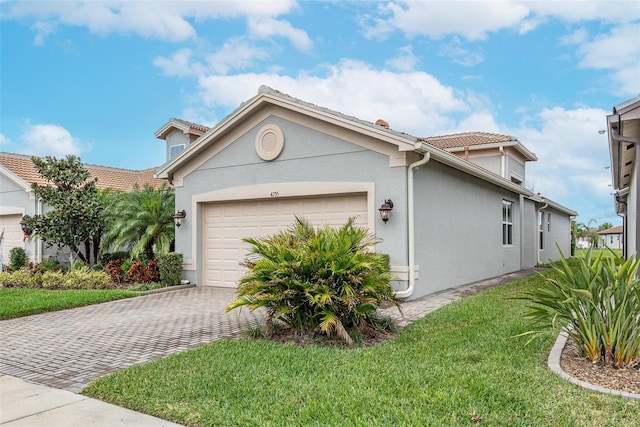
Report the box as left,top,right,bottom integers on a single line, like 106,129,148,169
547,213,551,232
502,200,513,246
169,144,185,160
539,211,545,250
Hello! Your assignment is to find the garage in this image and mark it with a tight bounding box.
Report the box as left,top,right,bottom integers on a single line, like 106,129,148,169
0,214,24,268
203,193,368,287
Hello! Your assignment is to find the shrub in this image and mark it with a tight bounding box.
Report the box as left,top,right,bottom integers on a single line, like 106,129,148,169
128,259,147,283
37,257,63,273
65,267,110,290
106,259,126,284
519,247,640,368
0,268,40,288
145,259,160,283
226,217,399,344
9,247,27,270
100,251,130,265
158,253,183,287
41,271,66,289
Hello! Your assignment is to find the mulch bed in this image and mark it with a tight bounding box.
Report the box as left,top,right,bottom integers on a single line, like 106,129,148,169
560,339,640,394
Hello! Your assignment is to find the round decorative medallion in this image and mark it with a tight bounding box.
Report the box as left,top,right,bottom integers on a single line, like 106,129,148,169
255,124,284,161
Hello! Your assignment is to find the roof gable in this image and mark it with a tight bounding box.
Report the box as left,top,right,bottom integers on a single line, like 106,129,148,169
155,118,210,140
0,152,166,192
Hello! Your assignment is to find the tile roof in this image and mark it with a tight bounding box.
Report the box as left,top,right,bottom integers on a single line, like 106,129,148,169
597,225,623,234
173,118,211,134
0,152,166,192
418,132,518,149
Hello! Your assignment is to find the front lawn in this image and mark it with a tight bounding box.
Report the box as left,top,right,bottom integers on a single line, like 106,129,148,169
83,273,639,427
0,288,138,320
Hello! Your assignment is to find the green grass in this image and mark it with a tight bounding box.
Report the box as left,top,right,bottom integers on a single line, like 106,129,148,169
0,288,138,320
83,273,640,427
574,248,622,258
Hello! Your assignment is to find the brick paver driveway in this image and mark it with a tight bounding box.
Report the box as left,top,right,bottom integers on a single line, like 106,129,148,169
0,287,263,392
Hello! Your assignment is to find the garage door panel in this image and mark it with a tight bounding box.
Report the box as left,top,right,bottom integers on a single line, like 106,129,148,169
0,214,24,268
204,194,367,287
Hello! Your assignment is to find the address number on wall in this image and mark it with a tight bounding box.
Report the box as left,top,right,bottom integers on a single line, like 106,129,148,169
270,192,280,198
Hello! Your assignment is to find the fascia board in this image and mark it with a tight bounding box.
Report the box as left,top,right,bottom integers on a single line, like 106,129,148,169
0,164,32,193
445,140,538,161
154,120,191,139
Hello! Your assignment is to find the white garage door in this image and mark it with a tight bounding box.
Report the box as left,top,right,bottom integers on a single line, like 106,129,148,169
0,214,24,268
204,193,368,287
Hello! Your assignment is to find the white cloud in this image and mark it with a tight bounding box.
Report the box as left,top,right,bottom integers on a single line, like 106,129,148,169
153,48,198,77
438,38,484,66
6,0,299,43
196,59,470,136
508,106,612,214
573,23,640,96
385,45,419,72
364,1,639,41
20,124,88,158
248,17,313,51
366,1,530,41
154,39,271,77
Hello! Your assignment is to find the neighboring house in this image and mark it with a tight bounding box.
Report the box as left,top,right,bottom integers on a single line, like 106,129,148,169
607,95,640,259
155,86,575,300
575,227,599,249
0,152,165,267
597,225,623,250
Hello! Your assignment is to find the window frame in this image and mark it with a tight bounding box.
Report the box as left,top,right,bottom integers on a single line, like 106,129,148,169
502,200,514,246
169,143,186,160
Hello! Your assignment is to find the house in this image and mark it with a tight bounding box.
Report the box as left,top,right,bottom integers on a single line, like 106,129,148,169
607,95,640,259
575,227,599,249
0,152,165,267
597,225,623,250
155,86,575,300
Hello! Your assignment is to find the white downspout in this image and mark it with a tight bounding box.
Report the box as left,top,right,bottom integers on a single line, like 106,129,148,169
395,148,431,299
537,200,548,265
500,146,506,178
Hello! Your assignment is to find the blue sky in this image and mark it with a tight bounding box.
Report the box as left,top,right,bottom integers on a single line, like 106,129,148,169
1,1,639,227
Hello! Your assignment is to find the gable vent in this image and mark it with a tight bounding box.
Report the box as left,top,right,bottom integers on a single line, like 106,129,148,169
255,124,285,161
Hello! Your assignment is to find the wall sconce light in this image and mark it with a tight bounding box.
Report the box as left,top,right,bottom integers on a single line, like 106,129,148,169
378,199,394,223
173,210,186,227
19,219,28,232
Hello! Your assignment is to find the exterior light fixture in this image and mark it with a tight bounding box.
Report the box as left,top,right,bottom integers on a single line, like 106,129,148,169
173,210,186,227
378,199,394,223
19,218,28,232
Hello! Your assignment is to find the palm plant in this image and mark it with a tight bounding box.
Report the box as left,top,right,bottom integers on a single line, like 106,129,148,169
226,217,398,344
102,184,175,260
519,246,640,368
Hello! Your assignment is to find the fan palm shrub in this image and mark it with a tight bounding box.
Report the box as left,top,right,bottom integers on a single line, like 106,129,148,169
519,246,640,368
102,184,175,260
226,217,398,344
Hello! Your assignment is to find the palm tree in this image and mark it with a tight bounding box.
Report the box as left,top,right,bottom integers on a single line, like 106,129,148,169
102,184,175,260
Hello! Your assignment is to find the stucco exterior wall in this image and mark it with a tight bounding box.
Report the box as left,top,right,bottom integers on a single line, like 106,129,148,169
410,161,522,298
521,197,538,267
173,115,409,286
537,206,572,263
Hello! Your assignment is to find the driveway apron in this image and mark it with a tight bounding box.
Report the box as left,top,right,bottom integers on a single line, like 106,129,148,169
0,288,263,393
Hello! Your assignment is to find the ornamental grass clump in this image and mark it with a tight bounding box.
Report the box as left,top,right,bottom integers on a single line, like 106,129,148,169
226,217,399,344
520,247,640,369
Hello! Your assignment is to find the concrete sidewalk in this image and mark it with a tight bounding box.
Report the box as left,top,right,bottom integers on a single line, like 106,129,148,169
0,375,183,426
0,268,541,427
